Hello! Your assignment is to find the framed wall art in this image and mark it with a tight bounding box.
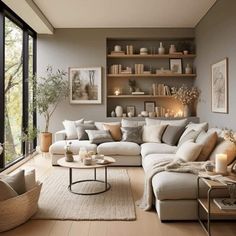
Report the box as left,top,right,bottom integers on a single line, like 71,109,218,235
126,105,135,116
169,58,182,74
144,101,156,112
211,58,228,113
69,67,102,104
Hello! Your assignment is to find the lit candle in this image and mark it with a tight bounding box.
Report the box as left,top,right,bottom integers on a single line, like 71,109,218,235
114,89,120,96
215,154,227,174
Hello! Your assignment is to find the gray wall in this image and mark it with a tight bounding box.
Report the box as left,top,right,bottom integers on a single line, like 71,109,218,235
195,0,236,130
37,28,194,133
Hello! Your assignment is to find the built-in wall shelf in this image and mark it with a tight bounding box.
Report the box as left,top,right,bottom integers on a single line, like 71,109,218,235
107,95,173,99
107,54,196,59
107,74,196,78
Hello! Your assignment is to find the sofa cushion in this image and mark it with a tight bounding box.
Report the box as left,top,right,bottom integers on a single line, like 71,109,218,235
145,118,187,127
76,124,97,140
178,129,201,146
49,140,97,155
176,140,203,162
86,130,113,144
121,119,145,127
103,123,122,141
195,131,218,161
121,126,143,144
97,142,141,156
95,121,121,130
162,125,185,146
142,154,175,172
142,125,167,143
141,143,177,157
63,119,84,139
0,180,18,201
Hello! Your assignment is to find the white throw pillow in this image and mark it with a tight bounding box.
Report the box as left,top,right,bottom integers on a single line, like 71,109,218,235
142,125,167,143
145,118,161,126
63,119,84,139
176,140,203,162
179,122,208,143
160,119,187,127
121,119,145,128
24,168,36,191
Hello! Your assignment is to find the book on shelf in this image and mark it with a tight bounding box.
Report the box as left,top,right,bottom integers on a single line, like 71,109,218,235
155,106,166,117
152,83,171,96
110,51,125,55
214,198,236,211
134,64,144,74
131,92,145,95
126,45,133,55
110,65,132,74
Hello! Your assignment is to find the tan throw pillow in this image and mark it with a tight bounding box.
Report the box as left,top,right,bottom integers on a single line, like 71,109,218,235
3,170,26,194
196,131,218,161
142,125,167,143
209,140,236,165
0,180,18,201
176,140,203,162
103,123,122,141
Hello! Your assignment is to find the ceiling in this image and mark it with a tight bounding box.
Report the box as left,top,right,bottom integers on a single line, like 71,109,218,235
2,0,216,34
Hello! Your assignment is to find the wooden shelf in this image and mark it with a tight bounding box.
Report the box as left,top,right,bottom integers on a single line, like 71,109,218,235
107,54,196,59
107,95,173,99
107,74,196,78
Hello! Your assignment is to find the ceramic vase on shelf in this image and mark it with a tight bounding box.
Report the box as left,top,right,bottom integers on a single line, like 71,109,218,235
115,106,123,117
169,44,176,54
185,64,192,74
183,104,191,117
158,42,165,55
111,110,116,117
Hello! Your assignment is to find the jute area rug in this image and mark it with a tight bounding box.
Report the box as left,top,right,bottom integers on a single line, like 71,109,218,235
33,167,136,220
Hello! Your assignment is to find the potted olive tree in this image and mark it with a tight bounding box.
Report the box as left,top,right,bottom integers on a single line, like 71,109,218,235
33,66,69,152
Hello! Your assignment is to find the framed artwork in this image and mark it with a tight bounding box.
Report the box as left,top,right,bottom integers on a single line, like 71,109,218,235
211,58,228,113
69,67,102,104
126,105,135,116
144,101,156,112
169,58,182,74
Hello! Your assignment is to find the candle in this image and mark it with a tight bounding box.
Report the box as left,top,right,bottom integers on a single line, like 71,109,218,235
114,89,120,96
215,154,227,174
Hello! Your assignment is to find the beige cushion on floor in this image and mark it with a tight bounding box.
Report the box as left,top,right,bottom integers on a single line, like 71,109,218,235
209,140,236,164
142,125,167,143
141,143,177,157
0,180,18,201
3,170,26,195
49,140,97,155
97,142,141,156
24,168,36,191
176,140,203,161
196,131,218,161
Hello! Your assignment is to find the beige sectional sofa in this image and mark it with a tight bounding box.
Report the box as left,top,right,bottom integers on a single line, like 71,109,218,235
49,118,236,221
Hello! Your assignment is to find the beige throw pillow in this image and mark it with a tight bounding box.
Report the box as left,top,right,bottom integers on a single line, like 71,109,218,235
63,119,84,139
196,131,218,161
0,180,18,201
176,140,203,162
24,168,36,191
209,140,236,164
103,123,122,141
142,125,167,143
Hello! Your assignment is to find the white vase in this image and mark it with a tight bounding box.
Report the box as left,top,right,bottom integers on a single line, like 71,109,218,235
111,110,116,117
115,106,123,117
185,64,192,74
158,42,165,55
169,44,176,54
183,105,191,117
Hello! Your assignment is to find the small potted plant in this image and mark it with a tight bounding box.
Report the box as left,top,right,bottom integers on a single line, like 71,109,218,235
172,85,200,117
32,66,69,152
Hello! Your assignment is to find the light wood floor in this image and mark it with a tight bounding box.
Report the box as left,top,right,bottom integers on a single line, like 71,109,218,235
1,154,236,236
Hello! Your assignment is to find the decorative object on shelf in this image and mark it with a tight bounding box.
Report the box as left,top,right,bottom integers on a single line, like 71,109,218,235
126,105,135,117
122,113,127,117
211,58,228,113
141,111,149,117
128,79,137,93
79,147,87,161
114,45,122,52
169,58,183,74
69,67,102,104
215,154,228,175
111,110,116,117
183,50,188,55
140,48,148,55
177,41,194,54
144,101,156,112
114,88,121,96
185,63,192,74
115,105,123,117
32,66,69,152
65,142,74,162
158,42,165,55
169,44,176,54
149,112,156,118
172,85,200,117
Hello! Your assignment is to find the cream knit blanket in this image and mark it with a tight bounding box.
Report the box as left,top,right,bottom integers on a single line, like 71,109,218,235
136,158,206,210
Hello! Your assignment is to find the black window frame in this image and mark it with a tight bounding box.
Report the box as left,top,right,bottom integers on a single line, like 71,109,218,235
0,1,37,170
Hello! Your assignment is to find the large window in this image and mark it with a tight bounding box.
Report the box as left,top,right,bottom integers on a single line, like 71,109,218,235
0,1,37,169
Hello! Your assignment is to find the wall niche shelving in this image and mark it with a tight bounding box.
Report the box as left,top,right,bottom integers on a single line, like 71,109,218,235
106,38,196,118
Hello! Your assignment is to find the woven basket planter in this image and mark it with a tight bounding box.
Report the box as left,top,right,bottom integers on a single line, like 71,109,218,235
0,182,42,232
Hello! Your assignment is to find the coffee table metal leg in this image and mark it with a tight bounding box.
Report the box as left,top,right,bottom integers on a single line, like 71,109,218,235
94,168,97,180
69,168,72,191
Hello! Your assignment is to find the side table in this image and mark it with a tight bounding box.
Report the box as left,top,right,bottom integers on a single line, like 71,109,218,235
197,176,236,236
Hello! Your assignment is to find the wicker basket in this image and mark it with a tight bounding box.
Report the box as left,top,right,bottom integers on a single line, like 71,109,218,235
0,182,42,232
